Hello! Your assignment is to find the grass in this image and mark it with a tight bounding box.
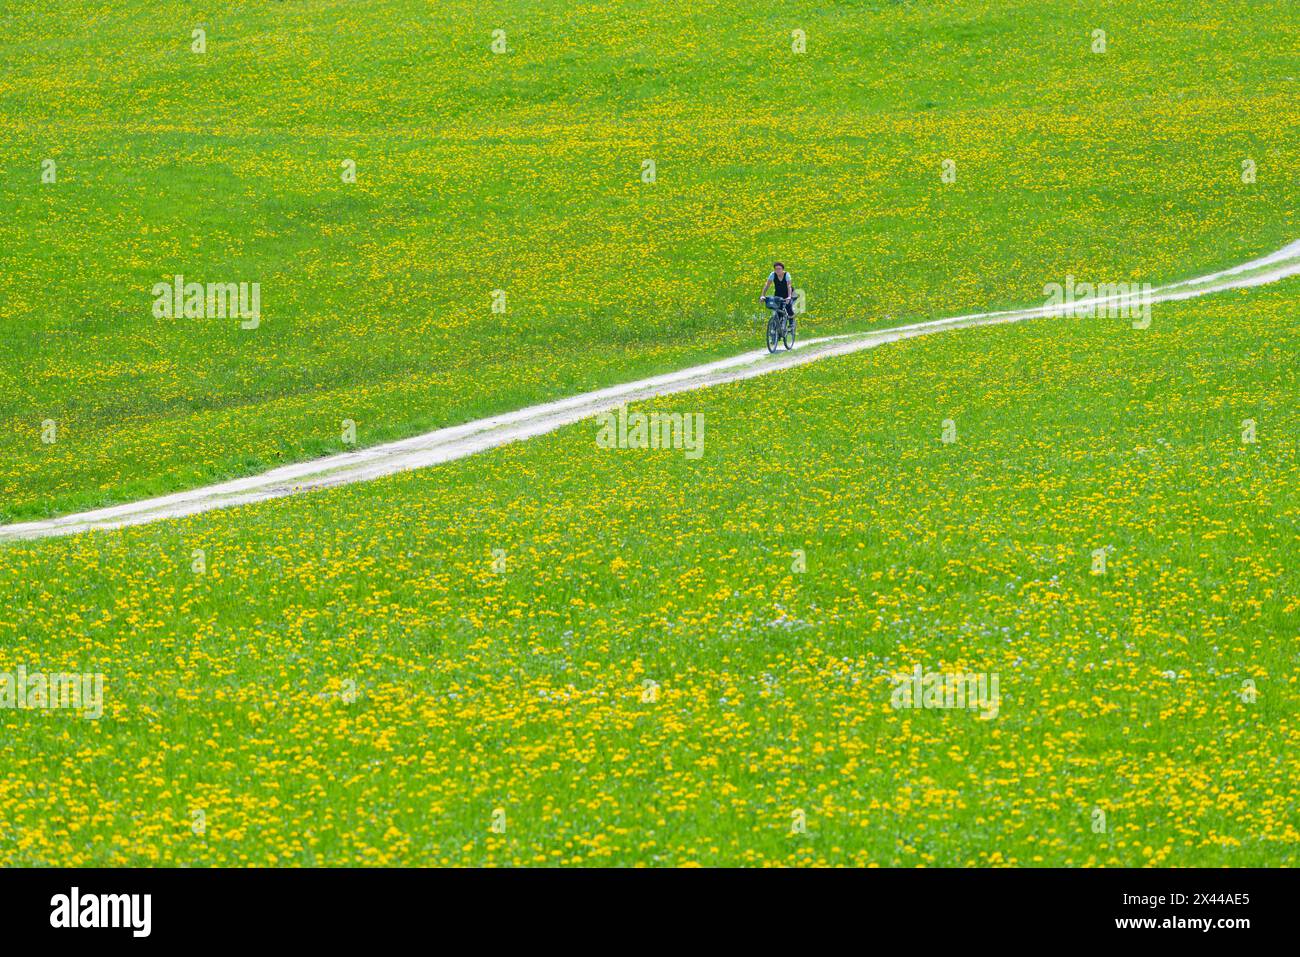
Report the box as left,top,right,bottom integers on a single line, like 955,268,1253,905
0,0,1297,867
2,0,1299,520
0,283,1295,865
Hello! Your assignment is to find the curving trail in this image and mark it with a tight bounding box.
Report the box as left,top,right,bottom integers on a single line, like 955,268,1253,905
5,240,1300,542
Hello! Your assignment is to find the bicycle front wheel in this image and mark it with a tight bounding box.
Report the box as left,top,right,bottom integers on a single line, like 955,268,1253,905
766,314,780,353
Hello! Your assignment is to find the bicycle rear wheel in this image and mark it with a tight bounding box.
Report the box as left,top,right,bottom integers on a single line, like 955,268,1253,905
782,314,796,350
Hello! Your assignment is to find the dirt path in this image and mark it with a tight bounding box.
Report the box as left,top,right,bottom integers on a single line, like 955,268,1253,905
5,240,1300,541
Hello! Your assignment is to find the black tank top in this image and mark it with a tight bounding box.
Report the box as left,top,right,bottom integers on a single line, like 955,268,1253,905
773,271,790,297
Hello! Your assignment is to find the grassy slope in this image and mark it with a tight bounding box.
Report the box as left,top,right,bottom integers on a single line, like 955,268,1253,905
2,0,1300,520
1,281,1295,866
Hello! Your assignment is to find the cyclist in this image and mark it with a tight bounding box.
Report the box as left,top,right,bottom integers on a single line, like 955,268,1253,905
760,261,796,328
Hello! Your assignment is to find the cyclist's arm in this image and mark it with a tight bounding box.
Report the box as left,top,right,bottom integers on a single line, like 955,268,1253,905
761,276,772,299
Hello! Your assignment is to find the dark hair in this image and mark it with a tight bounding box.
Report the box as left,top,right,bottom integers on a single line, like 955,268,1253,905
773,261,784,269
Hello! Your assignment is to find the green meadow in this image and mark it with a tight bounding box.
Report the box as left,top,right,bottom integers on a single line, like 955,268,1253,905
2,284,1296,865
0,0,1297,866
2,0,1298,519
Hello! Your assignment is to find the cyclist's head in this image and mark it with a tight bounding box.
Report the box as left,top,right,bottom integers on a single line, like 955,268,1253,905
773,261,785,274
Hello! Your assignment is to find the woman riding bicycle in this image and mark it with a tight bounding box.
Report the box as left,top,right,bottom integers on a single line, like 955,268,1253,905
759,261,798,352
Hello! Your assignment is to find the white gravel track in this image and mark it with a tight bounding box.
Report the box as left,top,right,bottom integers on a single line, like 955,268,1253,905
5,240,1299,542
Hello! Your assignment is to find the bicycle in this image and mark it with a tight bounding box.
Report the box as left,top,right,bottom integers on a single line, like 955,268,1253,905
762,295,796,353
